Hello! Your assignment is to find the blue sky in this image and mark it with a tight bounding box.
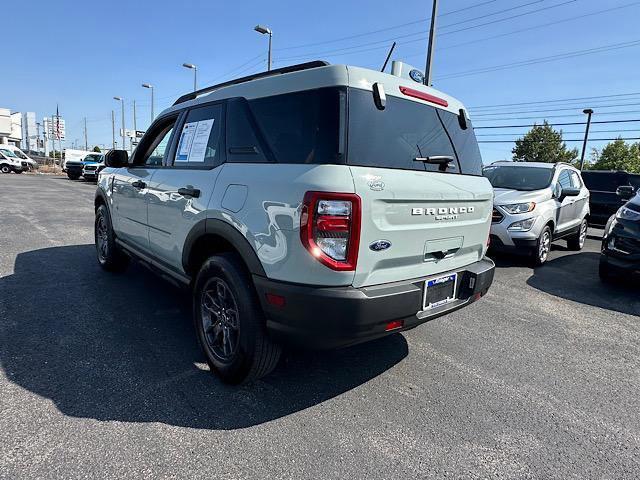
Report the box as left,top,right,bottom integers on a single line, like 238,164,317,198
4,0,640,162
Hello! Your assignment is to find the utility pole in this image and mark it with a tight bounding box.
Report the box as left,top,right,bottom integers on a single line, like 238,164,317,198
424,0,439,86
84,117,88,151
36,122,41,155
579,108,594,170
132,99,137,153
111,110,116,150
50,114,55,165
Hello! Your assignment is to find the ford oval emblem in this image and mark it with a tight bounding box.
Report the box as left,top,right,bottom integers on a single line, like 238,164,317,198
370,240,392,252
368,180,385,191
409,69,424,84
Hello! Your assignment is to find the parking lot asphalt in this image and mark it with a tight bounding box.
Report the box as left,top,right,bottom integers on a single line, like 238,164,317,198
1,173,639,479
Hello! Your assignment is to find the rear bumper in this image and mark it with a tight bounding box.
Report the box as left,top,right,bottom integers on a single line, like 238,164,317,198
254,258,495,349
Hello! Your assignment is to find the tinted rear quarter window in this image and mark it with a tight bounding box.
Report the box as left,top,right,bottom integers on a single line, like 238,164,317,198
249,87,345,165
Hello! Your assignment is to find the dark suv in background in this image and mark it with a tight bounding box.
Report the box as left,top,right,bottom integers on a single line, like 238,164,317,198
581,170,640,226
600,192,640,281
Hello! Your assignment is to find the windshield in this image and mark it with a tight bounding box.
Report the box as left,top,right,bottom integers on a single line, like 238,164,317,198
347,88,482,175
12,149,27,159
483,165,554,191
0,148,17,158
84,154,103,162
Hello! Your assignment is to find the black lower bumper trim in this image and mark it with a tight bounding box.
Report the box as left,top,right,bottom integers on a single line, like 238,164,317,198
254,258,495,349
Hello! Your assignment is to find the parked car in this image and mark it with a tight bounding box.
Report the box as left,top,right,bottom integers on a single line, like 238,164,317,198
600,191,640,281
0,145,37,170
82,154,105,181
66,153,104,180
485,161,590,265
0,148,29,174
94,61,495,384
580,170,640,226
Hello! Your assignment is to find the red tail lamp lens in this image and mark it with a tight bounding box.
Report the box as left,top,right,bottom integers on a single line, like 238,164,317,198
300,192,361,271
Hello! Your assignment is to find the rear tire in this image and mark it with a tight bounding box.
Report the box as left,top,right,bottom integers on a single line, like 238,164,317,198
193,253,281,384
531,226,552,267
567,218,588,251
95,204,129,272
0,165,11,174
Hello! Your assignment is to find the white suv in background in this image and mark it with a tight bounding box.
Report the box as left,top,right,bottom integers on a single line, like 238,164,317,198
485,162,590,265
94,61,496,383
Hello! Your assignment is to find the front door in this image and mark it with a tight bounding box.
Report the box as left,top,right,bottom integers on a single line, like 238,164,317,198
146,102,225,271
555,169,577,233
111,115,179,251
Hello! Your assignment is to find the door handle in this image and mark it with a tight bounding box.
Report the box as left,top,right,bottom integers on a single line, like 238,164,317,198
178,187,200,198
131,180,146,189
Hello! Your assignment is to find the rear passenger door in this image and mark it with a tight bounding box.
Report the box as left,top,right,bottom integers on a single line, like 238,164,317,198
570,170,589,222
146,102,225,271
555,169,577,233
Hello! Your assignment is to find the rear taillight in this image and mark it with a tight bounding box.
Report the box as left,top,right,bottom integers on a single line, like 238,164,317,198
300,192,361,271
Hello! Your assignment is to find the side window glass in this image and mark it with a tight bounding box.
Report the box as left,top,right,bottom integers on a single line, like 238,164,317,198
226,98,268,163
173,104,223,167
558,170,572,189
570,171,582,189
133,117,177,167
146,126,174,166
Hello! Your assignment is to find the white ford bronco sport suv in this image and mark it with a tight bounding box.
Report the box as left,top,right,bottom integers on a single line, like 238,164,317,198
95,61,495,383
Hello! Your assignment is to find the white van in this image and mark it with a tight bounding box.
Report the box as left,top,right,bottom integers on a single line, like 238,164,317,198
1,145,37,170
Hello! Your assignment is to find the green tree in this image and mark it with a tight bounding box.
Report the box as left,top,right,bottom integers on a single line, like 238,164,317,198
92,146,101,153
590,138,640,173
512,121,578,163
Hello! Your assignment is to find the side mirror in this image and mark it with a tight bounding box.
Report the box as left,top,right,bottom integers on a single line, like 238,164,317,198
559,186,580,201
616,185,635,201
104,149,129,168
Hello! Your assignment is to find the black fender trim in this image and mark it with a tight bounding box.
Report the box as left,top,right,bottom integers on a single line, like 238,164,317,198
182,218,266,277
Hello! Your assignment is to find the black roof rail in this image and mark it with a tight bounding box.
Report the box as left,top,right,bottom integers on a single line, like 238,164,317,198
173,60,330,106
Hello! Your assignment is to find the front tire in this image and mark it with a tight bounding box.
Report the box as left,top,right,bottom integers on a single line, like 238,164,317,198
532,225,552,266
67,172,80,180
95,204,129,272
0,165,11,174
567,219,588,251
193,253,281,384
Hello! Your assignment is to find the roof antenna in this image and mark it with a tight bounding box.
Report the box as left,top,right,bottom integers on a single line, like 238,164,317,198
380,42,397,72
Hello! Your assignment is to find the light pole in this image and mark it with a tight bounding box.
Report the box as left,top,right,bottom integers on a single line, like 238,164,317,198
111,110,116,150
113,96,125,151
182,63,197,92
254,25,273,71
142,83,154,122
424,0,439,86
579,108,594,171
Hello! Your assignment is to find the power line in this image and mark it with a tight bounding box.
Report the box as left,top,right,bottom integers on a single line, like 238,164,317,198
473,102,640,116
470,91,640,110
474,119,640,129
474,110,640,121
477,128,640,136
276,0,500,52
438,38,640,80
438,1,640,53
277,0,578,62
479,137,640,143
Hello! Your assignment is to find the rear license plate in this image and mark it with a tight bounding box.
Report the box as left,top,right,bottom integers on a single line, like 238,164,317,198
423,273,457,310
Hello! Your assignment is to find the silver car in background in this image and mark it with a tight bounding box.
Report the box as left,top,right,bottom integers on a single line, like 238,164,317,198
484,162,590,265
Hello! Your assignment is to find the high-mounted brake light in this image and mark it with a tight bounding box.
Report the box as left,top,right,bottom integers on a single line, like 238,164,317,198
399,86,449,107
300,192,361,271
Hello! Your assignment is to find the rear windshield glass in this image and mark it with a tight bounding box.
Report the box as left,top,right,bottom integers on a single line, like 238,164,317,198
347,88,482,175
248,87,344,164
483,165,554,191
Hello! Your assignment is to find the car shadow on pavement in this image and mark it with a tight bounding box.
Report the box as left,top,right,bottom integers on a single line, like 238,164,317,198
0,245,407,430
526,251,640,317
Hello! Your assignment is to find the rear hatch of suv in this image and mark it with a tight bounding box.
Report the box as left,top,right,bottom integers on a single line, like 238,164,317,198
346,86,492,288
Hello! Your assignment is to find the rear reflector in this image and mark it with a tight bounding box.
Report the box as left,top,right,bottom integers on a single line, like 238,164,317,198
265,293,286,308
385,320,404,331
399,86,449,107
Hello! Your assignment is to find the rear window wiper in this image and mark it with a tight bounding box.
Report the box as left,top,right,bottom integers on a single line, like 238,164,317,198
413,155,455,172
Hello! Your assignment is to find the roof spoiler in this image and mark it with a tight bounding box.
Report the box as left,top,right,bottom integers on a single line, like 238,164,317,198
173,60,330,106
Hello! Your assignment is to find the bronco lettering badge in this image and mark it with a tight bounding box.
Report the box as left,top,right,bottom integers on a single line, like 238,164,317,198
411,206,475,221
